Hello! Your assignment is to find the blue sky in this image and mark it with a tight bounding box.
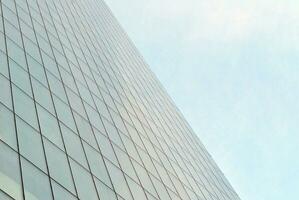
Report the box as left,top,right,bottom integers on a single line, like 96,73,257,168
105,0,299,199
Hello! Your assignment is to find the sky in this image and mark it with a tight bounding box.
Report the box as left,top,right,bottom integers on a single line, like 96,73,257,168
104,0,299,199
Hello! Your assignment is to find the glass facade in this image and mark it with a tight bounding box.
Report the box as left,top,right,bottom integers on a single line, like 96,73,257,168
0,0,240,199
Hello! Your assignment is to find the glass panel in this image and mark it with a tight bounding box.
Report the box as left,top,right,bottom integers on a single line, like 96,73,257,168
95,132,118,166
66,89,86,118
61,124,88,169
84,103,105,134
12,85,38,130
44,140,75,194
132,162,158,198
106,160,133,200
114,146,138,182
83,142,112,187
151,177,171,200
27,55,48,87
70,160,98,200
41,51,59,78
0,190,14,200
0,142,23,200
37,105,63,149
94,178,117,200
23,35,40,61
53,96,76,132
47,72,68,103
0,74,12,109
0,51,9,78
94,96,110,120
73,113,97,148
6,38,26,68
0,104,17,150
21,158,53,200
103,119,124,149
0,33,6,53
16,117,47,172
32,78,54,114
51,180,78,200
4,19,22,48
9,58,32,96
127,177,147,200
121,135,142,164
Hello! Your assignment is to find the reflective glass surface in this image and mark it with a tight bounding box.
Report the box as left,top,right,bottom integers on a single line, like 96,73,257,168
0,0,240,199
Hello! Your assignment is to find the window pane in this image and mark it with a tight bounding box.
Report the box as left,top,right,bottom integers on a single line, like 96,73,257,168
121,135,142,164
0,104,17,150
114,146,138,182
0,189,14,200
12,85,38,130
103,119,124,149
0,51,9,78
83,142,112,187
37,105,63,148
151,177,171,200
23,35,40,61
47,72,67,103
41,51,59,78
32,78,54,114
0,74,12,109
73,113,97,148
27,55,47,86
44,140,75,194
9,59,32,96
70,160,98,200
16,117,47,172
61,125,88,169
0,142,23,200
84,104,105,134
6,39,26,68
0,33,6,53
127,177,147,200
106,161,133,200
51,180,78,200
94,97,110,120
95,132,118,166
132,162,158,198
66,89,86,118
53,96,76,132
21,158,53,200
94,178,117,200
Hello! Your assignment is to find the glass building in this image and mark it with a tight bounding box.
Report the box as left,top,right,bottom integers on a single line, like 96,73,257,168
0,0,240,199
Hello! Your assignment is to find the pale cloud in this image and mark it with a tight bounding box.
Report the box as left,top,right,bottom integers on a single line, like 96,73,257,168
106,0,299,45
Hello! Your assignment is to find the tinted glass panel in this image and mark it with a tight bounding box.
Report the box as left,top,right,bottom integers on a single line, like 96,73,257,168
16,117,47,172
44,140,75,194
21,158,53,200
0,142,23,200
70,160,98,200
